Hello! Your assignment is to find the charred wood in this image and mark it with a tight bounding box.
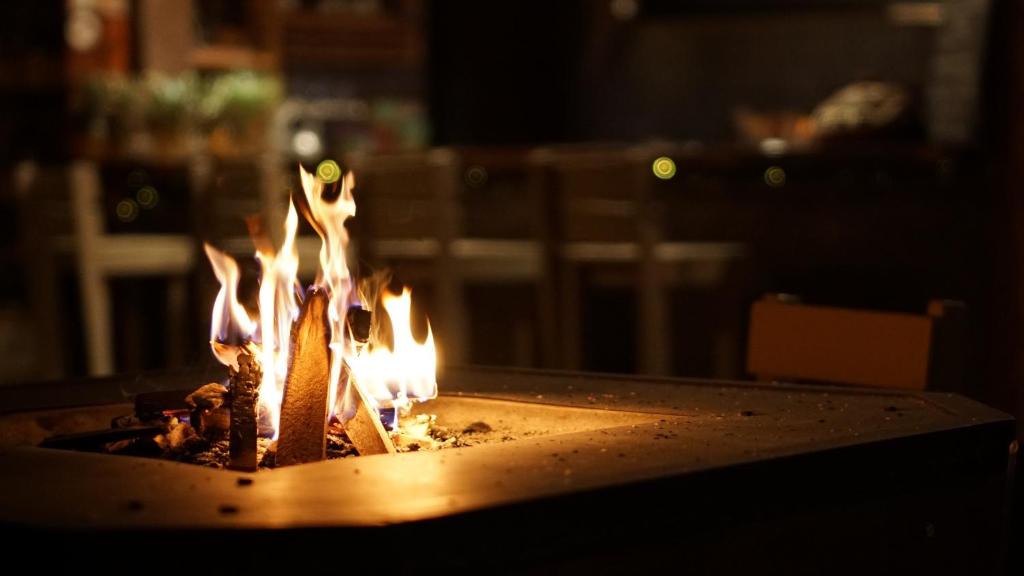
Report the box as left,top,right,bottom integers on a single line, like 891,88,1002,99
228,348,261,471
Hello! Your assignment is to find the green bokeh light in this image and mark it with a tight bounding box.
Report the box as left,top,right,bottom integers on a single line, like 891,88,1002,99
764,166,787,188
652,156,677,180
136,185,159,209
316,159,341,183
116,199,139,223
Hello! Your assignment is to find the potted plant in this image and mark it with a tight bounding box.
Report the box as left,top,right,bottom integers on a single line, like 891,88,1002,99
200,71,281,157
142,73,198,158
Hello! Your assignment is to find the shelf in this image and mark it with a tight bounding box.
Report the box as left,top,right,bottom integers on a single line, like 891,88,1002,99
71,136,272,168
281,12,423,71
189,45,278,72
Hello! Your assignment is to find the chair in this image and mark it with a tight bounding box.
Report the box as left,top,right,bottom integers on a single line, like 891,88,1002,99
449,146,548,368
10,161,67,381
529,144,748,375
70,161,196,376
746,294,967,391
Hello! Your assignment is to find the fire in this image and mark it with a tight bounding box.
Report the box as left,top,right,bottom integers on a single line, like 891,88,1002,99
298,162,356,421
204,163,438,439
250,200,301,437
204,243,256,367
345,288,438,425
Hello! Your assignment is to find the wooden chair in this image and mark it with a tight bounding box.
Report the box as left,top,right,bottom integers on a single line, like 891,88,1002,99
746,294,968,391
449,147,547,368
528,145,646,372
11,161,67,381
529,144,748,376
70,161,196,376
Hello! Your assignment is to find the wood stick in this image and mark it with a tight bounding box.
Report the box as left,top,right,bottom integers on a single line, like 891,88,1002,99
341,305,396,455
276,289,331,466
40,426,164,451
341,368,397,456
228,347,261,471
347,305,371,344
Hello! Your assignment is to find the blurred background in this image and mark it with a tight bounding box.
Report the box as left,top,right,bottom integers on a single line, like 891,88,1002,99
0,0,1021,433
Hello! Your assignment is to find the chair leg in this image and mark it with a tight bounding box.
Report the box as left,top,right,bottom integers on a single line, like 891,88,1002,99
560,264,582,370
435,269,468,367
638,259,669,376
79,264,114,376
70,162,114,376
537,275,560,370
636,149,669,376
16,162,64,380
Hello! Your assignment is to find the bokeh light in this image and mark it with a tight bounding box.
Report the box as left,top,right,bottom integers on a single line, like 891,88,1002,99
764,166,786,188
292,128,323,159
652,156,677,180
115,199,139,223
136,185,159,209
465,166,488,188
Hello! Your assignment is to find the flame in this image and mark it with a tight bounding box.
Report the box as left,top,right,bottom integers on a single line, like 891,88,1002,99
299,165,357,419
250,201,302,438
203,164,437,439
269,202,302,433
204,202,302,438
346,288,438,417
204,243,256,367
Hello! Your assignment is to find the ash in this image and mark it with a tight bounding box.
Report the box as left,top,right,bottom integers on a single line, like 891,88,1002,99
395,413,463,452
100,410,482,469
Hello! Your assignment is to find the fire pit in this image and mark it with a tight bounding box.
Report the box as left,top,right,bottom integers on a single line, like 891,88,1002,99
0,161,1013,573
0,366,1014,574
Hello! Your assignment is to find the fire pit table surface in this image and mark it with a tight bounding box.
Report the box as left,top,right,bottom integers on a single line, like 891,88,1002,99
0,367,1014,574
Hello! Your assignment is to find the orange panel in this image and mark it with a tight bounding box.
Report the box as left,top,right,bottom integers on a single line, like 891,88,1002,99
747,299,933,390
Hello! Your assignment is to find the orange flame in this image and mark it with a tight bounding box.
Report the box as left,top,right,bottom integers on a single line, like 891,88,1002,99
250,201,302,438
346,288,438,418
204,165,437,438
298,166,357,420
204,243,255,367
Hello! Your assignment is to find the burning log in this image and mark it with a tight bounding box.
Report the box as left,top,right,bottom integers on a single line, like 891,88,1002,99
344,304,397,456
347,305,372,345
357,270,397,349
276,289,332,466
228,347,261,471
40,425,163,452
342,379,397,456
